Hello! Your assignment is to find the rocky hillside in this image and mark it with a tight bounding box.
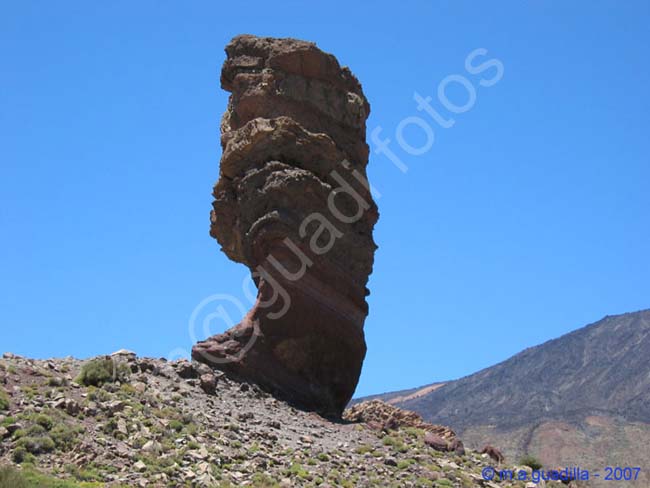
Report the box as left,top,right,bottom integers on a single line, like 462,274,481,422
0,352,580,487
357,310,650,487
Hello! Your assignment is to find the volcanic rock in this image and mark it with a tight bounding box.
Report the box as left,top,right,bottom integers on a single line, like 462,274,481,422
424,433,449,452
343,400,458,442
0,354,562,487
192,35,378,416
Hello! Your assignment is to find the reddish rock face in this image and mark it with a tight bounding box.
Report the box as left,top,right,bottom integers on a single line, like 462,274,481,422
192,35,378,417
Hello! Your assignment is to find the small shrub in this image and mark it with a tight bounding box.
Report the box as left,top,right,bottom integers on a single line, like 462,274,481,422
382,436,408,453
397,459,415,470
76,358,129,387
47,377,68,387
404,427,423,438
288,463,311,480
519,454,543,471
119,383,136,396
26,424,47,437
87,387,110,403
11,447,33,465
317,452,329,462
34,414,54,431
20,386,38,400
0,389,9,411
16,435,56,455
12,429,26,440
355,444,373,454
64,464,103,482
168,419,183,433
51,423,82,451
21,466,99,488
0,416,15,427
250,473,279,486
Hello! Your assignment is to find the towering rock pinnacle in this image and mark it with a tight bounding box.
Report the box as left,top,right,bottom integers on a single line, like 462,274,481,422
192,35,378,416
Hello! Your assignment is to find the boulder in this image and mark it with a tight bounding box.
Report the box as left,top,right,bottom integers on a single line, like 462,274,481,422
448,438,465,455
173,360,197,379
424,433,449,452
192,35,378,417
199,373,217,395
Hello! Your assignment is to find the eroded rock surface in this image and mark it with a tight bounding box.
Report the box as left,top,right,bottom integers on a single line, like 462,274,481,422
192,35,378,416
344,400,459,444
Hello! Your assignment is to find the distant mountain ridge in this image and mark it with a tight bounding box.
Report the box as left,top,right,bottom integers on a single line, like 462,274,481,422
358,309,650,487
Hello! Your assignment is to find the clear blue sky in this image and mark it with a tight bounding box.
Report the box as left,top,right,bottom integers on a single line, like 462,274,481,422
2,1,649,397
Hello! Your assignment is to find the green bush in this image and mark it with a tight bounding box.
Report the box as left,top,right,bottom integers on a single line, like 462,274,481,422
1,416,15,427
34,414,54,431
51,424,82,451
76,358,129,387
86,387,110,403
0,389,10,411
64,464,103,483
0,465,28,488
11,428,26,440
519,454,543,471
16,435,56,455
382,435,408,453
26,424,47,437
168,419,183,433
12,447,38,465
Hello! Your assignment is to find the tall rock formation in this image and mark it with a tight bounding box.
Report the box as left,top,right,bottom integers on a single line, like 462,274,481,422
192,35,378,416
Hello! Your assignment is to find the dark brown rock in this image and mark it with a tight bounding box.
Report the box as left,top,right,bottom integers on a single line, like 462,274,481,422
424,433,449,452
173,360,197,379
5,423,23,435
192,35,378,417
448,438,465,455
480,445,505,464
199,374,217,395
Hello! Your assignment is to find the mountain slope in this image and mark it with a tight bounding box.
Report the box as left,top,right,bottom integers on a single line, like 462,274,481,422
0,352,569,487
360,310,650,486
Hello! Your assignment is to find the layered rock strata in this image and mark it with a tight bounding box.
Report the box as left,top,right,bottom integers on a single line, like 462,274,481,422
192,35,378,416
